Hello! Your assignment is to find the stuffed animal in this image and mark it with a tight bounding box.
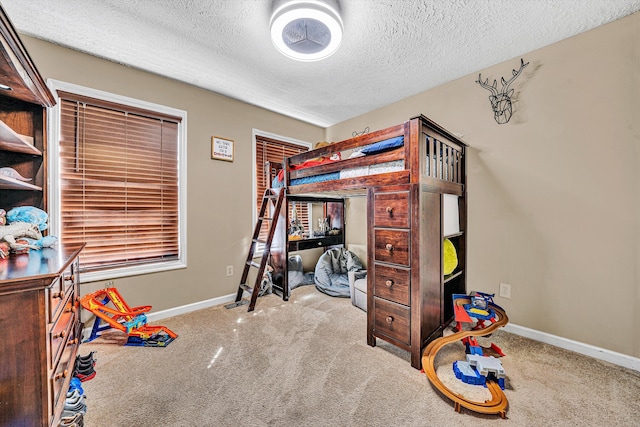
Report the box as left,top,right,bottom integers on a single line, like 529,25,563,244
6,206,49,231
1,206,58,252
0,221,43,250
258,265,274,296
312,141,341,162
19,236,58,250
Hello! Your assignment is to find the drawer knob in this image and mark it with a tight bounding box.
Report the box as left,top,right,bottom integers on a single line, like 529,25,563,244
66,305,76,313
386,206,394,215
69,338,79,346
385,279,394,287
385,316,394,324
53,290,65,299
385,243,394,251
54,370,68,381
318,241,322,246
64,274,75,283
54,330,67,339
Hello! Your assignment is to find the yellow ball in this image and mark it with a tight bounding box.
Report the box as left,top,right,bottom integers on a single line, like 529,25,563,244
443,238,458,275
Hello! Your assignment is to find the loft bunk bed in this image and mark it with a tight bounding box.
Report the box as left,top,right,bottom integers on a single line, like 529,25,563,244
246,114,467,369
275,114,464,196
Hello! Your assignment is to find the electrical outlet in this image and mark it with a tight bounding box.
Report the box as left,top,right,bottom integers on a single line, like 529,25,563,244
226,265,234,277
105,280,114,287
499,283,511,299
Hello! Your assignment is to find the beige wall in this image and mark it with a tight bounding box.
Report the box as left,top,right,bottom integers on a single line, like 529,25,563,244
22,36,325,311
328,12,640,358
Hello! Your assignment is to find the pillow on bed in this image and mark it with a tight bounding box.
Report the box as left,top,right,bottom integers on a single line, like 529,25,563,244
360,136,404,155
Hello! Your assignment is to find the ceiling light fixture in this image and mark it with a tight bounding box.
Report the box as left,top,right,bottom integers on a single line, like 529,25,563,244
270,0,343,62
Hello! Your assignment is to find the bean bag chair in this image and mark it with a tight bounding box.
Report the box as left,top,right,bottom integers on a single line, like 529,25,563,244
288,255,315,291
314,247,364,297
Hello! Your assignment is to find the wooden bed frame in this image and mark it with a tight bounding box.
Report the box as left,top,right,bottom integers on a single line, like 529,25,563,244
270,114,467,369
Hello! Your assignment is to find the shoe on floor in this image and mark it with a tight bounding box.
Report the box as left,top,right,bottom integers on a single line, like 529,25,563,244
59,411,83,426
68,377,84,394
76,351,97,364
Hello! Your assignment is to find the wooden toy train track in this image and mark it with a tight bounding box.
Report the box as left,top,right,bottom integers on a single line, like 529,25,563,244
422,297,509,418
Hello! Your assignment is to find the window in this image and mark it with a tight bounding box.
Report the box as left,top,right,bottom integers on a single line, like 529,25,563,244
48,80,187,281
253,131,311,249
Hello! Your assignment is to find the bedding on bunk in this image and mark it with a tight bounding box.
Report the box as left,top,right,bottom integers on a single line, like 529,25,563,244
339,160,404,179
290,172,340,186
272,157,340,188
272,135,406,188
359,135,404,154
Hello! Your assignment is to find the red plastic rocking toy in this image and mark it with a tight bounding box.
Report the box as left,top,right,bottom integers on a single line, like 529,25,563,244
81,287,177,347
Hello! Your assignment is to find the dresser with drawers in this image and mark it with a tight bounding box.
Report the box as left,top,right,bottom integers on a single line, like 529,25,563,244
0,243,85,427
367,180,466,369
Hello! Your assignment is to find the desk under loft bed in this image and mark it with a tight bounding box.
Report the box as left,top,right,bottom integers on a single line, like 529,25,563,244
267,114,467,369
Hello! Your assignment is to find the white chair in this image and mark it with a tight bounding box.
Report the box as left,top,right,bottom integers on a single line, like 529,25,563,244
348,270,367,311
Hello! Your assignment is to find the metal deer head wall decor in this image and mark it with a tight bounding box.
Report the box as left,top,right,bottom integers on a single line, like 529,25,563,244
476,58,529,124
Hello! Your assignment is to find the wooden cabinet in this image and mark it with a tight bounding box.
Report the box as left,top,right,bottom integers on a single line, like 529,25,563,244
0,6,84,427
287,234,343,251
0,5,55,212
0,243,85,427
367,179,466,369
368,185,415,357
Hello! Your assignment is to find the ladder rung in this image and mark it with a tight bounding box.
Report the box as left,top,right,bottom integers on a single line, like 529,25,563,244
239,283,253,293
253,238,267,244
258,216,273,221
246,261,261,269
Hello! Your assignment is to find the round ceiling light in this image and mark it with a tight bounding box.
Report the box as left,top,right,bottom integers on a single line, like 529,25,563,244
270,0,343,62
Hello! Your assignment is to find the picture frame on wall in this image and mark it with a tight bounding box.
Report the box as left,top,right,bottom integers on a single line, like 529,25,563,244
211,136,234,162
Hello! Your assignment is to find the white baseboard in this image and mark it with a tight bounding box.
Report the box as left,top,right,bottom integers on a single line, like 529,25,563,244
82,294,640,372
503,323,640,372
144,293,238,323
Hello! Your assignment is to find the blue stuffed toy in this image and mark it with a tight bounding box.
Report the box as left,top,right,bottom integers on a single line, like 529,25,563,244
4,206,58,250
6,206,49,231
20,236,58,250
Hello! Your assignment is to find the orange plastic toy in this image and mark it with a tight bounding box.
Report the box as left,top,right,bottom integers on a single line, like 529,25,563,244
81,287,177,347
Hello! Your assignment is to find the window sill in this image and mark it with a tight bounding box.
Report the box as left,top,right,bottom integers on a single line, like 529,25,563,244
79,259,187,283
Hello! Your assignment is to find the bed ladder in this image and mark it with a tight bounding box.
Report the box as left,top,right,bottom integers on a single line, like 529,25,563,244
227,188,285,312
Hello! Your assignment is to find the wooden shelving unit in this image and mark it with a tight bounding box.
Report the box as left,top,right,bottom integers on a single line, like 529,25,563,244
0,4,54,213
0,172,42,190
0,5,86,427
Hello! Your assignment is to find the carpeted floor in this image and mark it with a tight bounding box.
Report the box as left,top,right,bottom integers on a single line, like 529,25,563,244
80,285,640,426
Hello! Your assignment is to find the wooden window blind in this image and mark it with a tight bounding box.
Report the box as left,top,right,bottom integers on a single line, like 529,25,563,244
255,135,309,241
58,94,181,272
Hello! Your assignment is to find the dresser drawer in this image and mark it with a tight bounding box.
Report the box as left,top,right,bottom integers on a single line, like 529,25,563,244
48,292,76,367
373,191,410,228
47,276,66,323
373,264,410,306
46,260,78,323
373,297,410,345
374,229,410,266
49,321,80,421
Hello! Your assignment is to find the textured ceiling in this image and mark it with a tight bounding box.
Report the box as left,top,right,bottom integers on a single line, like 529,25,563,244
2,0,639,127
